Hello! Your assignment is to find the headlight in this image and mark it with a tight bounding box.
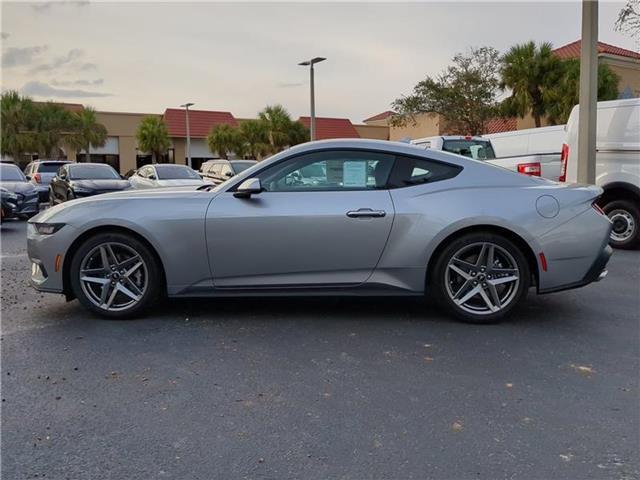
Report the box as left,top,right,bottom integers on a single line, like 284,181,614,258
31,223,65,235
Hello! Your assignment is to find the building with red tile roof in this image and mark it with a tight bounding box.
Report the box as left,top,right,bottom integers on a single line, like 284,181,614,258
163,108,238,138
298,117,360,140
552,40,640,61
363,110,395,124
483,117,518,135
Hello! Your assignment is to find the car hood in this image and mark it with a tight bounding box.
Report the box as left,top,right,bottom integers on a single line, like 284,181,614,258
71,179,131,190
156,179,205,187
0,181,36,194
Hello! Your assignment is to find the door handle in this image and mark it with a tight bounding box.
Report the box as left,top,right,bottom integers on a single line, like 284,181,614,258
346,208,386,218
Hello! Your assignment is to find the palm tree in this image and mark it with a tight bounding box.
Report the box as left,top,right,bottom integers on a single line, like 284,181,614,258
207,124,238,159
66,107,107,162
500,41,563,128
34,102,75,158
546,59,620,124
1,91,37,166
258,104,294,153
288,121,310,146
136,116,171,164
238,119,269,159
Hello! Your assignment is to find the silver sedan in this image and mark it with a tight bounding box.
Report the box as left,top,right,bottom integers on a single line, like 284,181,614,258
27,139,612,323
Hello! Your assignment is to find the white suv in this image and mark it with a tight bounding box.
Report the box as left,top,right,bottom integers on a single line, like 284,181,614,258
561,98,640,249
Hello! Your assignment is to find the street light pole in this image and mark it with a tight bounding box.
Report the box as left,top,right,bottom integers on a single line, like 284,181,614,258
298,57,326,141
577,0,598,184
180,102,194,168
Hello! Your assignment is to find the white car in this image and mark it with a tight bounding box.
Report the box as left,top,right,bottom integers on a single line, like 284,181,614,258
410,135,558,180
562,98,640,249
128,164,210,189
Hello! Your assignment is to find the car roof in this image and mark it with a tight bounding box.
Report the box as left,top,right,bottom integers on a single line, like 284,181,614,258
230,160,257,163
31,159,71,163
69,162,114,168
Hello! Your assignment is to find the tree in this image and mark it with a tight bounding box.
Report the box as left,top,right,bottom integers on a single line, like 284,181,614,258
207,124,239,159
0,91,37,166
616,0,640,43
288,121,310,146
238,119,269,159
391,47,502,135
546,60,620,124
66,107,107,161
258,104,295,152
500,41,563,128
33,102,75,158
136,116,171,164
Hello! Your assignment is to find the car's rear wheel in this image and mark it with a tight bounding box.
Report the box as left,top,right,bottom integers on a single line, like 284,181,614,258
602,199,639,250
70,232,162,319
431,233,530,323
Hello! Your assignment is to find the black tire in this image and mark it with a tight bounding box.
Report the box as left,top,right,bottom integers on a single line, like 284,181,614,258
602,199,640,250
429,232,530,324
69,232,163,319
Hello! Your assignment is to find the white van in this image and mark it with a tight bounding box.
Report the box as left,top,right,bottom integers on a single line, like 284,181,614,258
562,98,640,249
484,125,565,181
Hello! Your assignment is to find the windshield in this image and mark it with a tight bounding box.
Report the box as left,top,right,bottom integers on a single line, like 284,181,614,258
36,162,68,173
70,164,120,180
155,165,201,180
231,161,257,174
442,139,496,160
0,164,27,182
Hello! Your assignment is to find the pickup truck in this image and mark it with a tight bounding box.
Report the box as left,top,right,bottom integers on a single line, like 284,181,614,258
410,135,561,181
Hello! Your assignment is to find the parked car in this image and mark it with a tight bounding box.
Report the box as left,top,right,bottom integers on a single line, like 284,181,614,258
1,187,18,221
0,163,40,218
28,139,611,323
129,164,210,189
49,163,130,205
561,98,640,249
200,159,257,184
411,135,561,180
24,160,72,202
483,125,565,181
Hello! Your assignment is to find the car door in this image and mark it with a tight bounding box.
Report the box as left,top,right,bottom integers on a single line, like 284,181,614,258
50,166,67,202
205,149,396,288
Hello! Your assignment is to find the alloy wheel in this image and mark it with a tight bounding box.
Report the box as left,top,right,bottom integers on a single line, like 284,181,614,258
79,242,148,312
608,209,635,243
445,242,520,315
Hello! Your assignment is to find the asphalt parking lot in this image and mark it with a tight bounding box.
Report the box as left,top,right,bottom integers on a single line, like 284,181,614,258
1,219,639,480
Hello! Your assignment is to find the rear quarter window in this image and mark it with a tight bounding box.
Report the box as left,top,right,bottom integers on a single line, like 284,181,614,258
388,155,462,188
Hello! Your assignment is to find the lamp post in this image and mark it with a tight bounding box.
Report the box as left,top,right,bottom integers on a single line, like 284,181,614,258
298,57,326,141
180,102,194,168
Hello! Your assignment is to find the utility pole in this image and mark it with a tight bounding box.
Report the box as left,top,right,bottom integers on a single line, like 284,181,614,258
180,102,194,168
298,57,326,141
577,0,598,184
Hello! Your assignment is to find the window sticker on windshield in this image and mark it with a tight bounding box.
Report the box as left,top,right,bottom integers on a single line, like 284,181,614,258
343,161,367,187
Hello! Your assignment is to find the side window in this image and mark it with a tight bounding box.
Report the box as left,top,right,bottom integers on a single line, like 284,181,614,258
256,150,395,192
211,163,222,175
388,155,462,187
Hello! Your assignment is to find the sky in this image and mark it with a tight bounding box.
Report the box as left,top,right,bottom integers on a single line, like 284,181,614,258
1,1,637,122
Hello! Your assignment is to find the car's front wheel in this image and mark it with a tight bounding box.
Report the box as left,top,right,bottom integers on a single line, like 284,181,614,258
431,233,530,323
70,232,162,319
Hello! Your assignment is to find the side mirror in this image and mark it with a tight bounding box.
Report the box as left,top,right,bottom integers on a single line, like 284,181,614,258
120,174,126,180
225,171,234,178
148,174,156,180
25,175,32,180
233,178,262,198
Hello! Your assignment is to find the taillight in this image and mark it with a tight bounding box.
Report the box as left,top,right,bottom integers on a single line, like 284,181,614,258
33,173,41,183
517,162,541,176
559,143,569,182
592,202,606,216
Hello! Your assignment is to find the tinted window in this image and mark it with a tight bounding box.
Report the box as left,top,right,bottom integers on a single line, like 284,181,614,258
388,156,462,187
36,162,69,173
442,139,496,160
155,165,200,180
257,150,395,192
231,161,257,174
69,164,120,180
0,164,27,182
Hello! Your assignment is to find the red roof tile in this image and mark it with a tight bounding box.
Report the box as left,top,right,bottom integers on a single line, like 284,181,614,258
484,117,517,134
363,110,395,123
298,117,360,140
163,108,238,138
552,40,640,60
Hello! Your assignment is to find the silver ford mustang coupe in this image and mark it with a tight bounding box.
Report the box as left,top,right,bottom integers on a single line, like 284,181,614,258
27,139,612,323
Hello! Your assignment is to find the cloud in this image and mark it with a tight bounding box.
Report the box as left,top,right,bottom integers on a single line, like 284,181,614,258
277,82,305,88
32,1,89,12
51,78,104,87
28,48,86,74
2,45,48,68
1,33,9,40
21,80,111,98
